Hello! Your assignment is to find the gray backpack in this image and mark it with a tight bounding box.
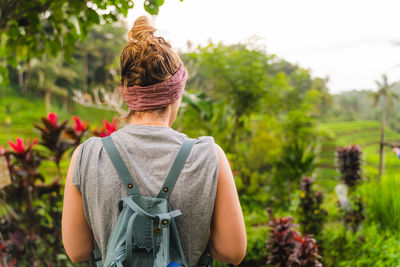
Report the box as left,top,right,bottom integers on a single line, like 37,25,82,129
91,135,213,267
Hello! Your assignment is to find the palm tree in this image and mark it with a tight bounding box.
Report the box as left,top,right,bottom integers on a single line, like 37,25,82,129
370,74,400,180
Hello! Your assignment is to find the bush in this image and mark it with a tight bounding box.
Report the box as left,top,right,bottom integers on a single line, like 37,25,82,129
336,144,364,231
321,223,400,267
298,177,327,237
336,144,362,188
0,112,112,266
362,174,400,232
266,211,322,267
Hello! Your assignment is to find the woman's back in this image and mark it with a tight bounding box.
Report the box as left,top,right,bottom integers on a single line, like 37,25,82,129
72,124,218,266
62,15,246,266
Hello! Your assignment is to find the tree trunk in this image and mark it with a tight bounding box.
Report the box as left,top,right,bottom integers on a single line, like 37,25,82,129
18,68,24,93
25,59,31,93
83,47,88,92
378,101,386,181
45,88,52,113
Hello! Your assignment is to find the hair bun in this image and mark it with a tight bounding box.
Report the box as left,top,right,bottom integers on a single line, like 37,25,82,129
128,16,156,42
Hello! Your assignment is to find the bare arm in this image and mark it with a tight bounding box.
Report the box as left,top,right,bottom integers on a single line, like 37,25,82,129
209,144,247,265
62,145,94,262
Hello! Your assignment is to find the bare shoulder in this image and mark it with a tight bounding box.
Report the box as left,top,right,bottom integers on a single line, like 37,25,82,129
214,143,230,169
214,143,224,155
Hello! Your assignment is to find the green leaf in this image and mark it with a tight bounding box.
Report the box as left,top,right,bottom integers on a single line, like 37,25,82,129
86,8,100,24
144,0,163,15
70,16,81,35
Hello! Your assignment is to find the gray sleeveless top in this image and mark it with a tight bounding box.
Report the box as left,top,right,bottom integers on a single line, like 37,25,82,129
72,124,218,267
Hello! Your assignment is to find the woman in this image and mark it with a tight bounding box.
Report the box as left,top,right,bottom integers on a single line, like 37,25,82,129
62,16,246,266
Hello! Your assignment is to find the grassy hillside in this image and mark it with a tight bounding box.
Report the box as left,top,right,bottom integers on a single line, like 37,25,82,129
317,120,400,191
0,96,119,142
0,96,119,179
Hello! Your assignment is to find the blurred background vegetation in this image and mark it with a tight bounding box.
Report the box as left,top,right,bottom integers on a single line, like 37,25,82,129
1,1,400,266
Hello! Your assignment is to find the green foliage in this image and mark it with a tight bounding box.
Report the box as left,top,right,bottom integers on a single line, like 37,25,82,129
5,20,128,108
1,136,66,265
321,223,400,267
0,95,118,146
298,177,326,237
272,141,316,209
184,43,275,151
0,111,118,265
323,84,400,132
317,120,400,181
4,26,399,265
144,0,167,14
34,113,74,173
362,174,400,232
276,140,316,184
181,43,325,212
72,22,128,91
369,74,400,110
0,0,170,85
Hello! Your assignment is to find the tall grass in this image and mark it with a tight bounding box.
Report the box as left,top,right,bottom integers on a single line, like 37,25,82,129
362,174,400,232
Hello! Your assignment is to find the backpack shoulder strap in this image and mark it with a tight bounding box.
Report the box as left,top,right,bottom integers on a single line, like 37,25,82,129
90,242,103,267
157,138,196,199
101,135,141,195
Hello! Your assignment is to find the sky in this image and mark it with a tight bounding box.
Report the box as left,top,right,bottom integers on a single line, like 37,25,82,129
126,0,400,93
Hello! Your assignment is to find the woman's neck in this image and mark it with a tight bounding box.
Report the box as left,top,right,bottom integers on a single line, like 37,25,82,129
128,101,180,127
129,113,170,127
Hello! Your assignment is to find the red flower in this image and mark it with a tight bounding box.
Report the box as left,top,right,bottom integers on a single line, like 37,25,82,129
104,118,118,135
8,137,38,155
48,112,58,127
72,115,87,133
95,126,107,138
92,118,118,137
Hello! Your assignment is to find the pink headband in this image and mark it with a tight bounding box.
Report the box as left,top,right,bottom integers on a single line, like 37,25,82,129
120,63,188,111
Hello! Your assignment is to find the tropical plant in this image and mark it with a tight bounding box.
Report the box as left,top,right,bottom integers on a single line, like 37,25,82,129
362,174,400,232
369,74,400,180
336,145,362,188
65,115,89,149
273,140,316,209
5,137,42,214
336,144,364,231
1,135,65,265
266,214,298,266
92,117,118,137
0,111,113,265
34,112,74,178
184,43,274,151
266,210,322,267
298,177,326,237
289,234,322,267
